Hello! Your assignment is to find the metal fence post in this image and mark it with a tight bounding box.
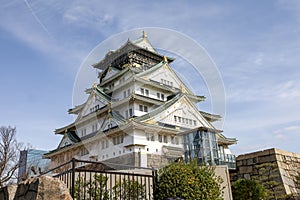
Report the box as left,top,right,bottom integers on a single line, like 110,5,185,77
71,158,76,198
152,169,158,200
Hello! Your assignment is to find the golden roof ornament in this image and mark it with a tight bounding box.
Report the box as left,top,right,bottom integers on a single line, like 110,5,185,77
163,55,168,63
142,30,147,38
93,82,97,88
107,102,111,113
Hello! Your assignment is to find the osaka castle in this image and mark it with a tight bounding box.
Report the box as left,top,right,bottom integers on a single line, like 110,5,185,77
45,32,237,169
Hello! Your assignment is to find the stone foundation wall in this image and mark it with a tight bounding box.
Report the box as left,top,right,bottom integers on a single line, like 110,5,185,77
104,152,173,169
104,152,140,169
231,148,300,196
147,154,169,168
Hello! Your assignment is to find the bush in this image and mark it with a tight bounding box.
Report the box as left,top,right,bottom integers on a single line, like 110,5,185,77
156,160,223,200
112,178,146,200
231,179,267,200
74,174,109,200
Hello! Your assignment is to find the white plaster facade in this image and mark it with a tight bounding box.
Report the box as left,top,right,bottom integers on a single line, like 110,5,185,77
45,33,236,169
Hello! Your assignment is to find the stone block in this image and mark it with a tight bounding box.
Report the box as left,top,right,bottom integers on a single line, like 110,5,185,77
13,175,72,200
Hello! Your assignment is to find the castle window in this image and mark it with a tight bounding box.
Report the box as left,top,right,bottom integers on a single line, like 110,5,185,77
161,79,173,87
101,140,109,149
125,108,133,119
112,134,124,145
158,134,163,143
146,133,155,141
163,135,168,143
139,105,148,112
92,124,98,132
175,137,179,145
139,105,143,111
81,128,86,137
129,108,133,116
157,92,164,100
174,115,197,126
127,88,131,96
140,88,149,96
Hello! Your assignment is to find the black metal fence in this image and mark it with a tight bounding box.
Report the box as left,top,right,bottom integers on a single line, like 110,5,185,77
42,158,157,200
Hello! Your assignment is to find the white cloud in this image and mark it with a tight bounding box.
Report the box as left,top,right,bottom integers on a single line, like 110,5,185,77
63,5,114,28
1,0,300,154
226,79,300,103
0,1,89,73
254,52,263,65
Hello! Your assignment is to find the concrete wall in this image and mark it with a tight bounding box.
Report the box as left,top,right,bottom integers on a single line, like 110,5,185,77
215,165,233,200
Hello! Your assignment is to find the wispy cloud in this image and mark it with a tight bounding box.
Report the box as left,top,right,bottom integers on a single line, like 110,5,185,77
0,1,88,73
1,1,300,154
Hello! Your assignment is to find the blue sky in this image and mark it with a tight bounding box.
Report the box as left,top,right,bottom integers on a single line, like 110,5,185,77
1,0,300,155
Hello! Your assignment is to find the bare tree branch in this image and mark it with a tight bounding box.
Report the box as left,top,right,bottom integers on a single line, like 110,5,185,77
0,126,21,187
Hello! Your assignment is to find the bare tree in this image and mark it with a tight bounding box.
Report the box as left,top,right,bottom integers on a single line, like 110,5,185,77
0,126,21,187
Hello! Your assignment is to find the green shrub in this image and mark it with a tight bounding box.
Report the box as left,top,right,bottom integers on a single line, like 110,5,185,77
112,178,146,200
156,160,223,200
74,174,109,200
232,179,267,200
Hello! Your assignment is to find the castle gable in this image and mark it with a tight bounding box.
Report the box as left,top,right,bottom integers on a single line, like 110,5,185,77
57,135,73,149
80,91,108,118
139,94,214,130
57,131,80,149
102,67,120,82
100,114,119,132
138,62,192,94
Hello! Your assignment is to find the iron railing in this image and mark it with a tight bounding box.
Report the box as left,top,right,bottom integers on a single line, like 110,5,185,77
41,158,157,200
